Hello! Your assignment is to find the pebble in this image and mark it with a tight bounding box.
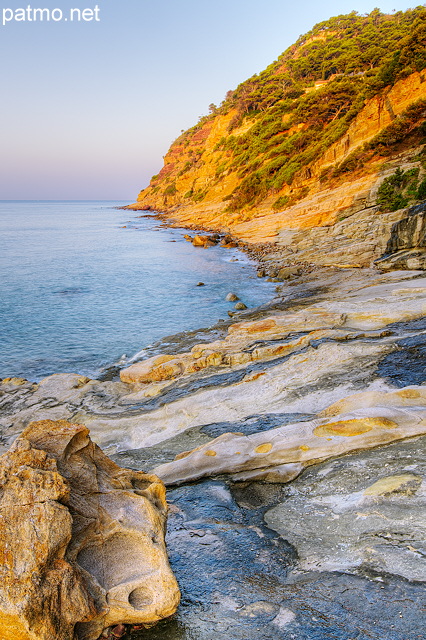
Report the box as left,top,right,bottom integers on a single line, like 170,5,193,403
226,292,239,301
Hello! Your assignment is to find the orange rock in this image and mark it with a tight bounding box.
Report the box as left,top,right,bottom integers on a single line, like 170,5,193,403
0,420,180,640
129,71,426,260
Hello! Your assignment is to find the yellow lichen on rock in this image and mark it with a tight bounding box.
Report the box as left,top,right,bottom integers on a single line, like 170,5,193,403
255,443,273,454
363,474,422,496
313,417,397,437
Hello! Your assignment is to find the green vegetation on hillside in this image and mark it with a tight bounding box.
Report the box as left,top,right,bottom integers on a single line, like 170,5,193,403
376,167,420,211
144,6,426,212
147,7,426,214
218,7,426,211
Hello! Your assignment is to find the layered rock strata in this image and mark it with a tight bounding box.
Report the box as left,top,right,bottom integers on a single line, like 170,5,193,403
152,386,426,485
1,269,425,456
375,201,426,270
1,267,425,639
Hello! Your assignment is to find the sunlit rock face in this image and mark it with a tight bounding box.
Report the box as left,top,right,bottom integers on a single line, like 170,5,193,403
0,432,94,640
130,70,426,263
0,420,180,640
0,267,425,640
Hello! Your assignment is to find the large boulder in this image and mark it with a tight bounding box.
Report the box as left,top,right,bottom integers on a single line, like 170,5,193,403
0,420,180,640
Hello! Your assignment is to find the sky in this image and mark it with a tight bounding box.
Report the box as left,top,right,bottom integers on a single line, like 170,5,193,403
0,0,421,200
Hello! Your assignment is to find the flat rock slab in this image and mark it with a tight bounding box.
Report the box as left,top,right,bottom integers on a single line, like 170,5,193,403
127,437,425,640
265,435,426,582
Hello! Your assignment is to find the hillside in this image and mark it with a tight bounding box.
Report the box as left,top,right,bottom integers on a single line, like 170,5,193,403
130,7,426,268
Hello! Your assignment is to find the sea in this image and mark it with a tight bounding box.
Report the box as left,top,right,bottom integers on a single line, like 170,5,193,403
0,201,275,381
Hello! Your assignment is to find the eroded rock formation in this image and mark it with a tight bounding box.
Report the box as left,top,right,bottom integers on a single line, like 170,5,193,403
152,386,426,485
0,420,180,640
0,267,425,639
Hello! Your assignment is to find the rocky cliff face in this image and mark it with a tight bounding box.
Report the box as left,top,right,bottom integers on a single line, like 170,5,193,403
130,9,426,267
375,200,426,269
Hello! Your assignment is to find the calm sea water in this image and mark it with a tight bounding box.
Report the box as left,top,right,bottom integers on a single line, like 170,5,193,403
0,201,275,380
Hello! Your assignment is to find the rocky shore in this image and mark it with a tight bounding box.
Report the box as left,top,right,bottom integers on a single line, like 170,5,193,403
1,261,425,639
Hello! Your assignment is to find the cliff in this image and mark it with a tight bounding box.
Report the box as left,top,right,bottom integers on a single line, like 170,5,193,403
130,8,426,267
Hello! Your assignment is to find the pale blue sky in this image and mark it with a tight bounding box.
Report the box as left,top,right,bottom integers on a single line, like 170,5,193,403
0,0,420,200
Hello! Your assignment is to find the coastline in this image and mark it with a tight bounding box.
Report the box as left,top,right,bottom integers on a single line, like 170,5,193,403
121,204,315,279
0,201,277,383
92,210,295,382
1,206,426,640
3,6,426,639
1,252,425,639
76,206,343,384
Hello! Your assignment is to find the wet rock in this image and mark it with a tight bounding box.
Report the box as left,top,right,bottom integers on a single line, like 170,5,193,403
226,292,239,301
196,282,205,286
139,480,296,640
191,234,219,248
377,330,426,386
1,269,426,640
191,234,207,247
119,276,426,389
234,301,247,310
1,377,28,386
0,420,180,640
129,474,425,640
220,234,238,248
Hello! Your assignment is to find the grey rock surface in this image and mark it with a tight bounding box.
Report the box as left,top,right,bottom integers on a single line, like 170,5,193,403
375,202,426,270
127,467,425,640
265,436,426,581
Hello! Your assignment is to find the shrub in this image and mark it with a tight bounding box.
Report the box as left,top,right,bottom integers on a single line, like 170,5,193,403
163,183,177,197
417,177,426,200
272,195,289,210
376,167,419,211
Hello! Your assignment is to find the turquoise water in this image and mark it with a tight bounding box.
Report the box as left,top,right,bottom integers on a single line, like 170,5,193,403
0,201,275,380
